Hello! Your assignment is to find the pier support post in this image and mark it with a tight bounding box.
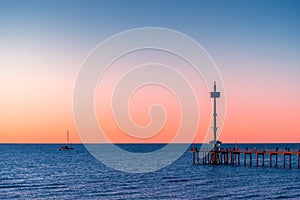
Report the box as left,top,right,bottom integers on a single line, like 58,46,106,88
220,152,223,165
207,152,210,164
270,154,272,167
213,152,218,165
238,153,240,165
192,151,195,164
283,154,286,168
275,154,278,167
244,153,246,166
225,153,228,165
250,154,252,166
256,153,258,166
262,154,264,167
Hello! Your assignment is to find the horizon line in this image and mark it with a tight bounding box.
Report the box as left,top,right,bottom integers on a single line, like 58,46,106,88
0,142,299,144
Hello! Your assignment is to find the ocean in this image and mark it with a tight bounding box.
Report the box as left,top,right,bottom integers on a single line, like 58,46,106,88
0,144,299,199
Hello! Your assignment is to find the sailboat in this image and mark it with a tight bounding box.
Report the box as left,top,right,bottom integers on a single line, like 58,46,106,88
59,130,74,150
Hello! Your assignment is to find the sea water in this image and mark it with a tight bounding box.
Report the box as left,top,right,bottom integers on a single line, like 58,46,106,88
0,144,299,199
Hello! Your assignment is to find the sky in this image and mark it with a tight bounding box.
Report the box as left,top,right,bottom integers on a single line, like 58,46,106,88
0,0,299,143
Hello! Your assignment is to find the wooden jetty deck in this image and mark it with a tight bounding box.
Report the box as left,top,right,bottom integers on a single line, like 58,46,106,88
190,147,300,168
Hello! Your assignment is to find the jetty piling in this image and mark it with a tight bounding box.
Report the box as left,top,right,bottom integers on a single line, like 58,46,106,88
191,147,300,169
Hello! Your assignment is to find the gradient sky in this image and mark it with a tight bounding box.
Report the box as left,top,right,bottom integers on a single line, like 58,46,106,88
0,0,299,143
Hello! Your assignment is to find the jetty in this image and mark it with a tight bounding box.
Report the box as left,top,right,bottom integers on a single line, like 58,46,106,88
191,82,300,169
190,147,300,168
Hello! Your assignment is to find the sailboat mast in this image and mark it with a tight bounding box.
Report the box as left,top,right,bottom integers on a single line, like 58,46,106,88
67,130,69,145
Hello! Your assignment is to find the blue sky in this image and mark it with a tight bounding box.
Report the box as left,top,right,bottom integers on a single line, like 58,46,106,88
2,0,297,90
1,0,299,69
